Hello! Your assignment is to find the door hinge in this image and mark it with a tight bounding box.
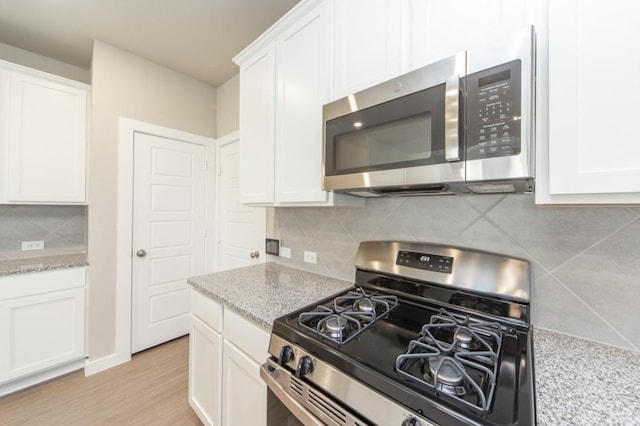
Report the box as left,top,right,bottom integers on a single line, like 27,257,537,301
217,165,222,177
204,160,208,171
203,228,207,238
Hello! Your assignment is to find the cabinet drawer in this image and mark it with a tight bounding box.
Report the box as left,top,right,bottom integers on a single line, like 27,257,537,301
190,289,223,333
223,308,270,362
0,268,86,300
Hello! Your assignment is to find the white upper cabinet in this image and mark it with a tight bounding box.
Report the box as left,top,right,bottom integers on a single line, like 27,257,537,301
405,0,528,71
238,43,276,204
331,0,403,100
235,0,363,207
0,64,89,204
330,0,528,99
275,1,330,203
539,0,640,203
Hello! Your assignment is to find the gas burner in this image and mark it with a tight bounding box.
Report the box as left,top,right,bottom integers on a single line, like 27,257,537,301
395,308,502,413
298,287,398,344
334,288,399,316
454,328,475,350
424,356,466,396
354,298,375,312
319,315,348,339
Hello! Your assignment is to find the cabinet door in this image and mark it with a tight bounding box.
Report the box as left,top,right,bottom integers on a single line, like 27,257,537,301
547,0,640,198
189,315,223,426
406,0,528,71
7,72,87,203
222,340,266,426
331,0,403,100
0,287,85,383
275,1,329,203
239,43,276,204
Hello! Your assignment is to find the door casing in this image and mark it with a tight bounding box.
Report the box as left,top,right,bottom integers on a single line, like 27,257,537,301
85,118,215,375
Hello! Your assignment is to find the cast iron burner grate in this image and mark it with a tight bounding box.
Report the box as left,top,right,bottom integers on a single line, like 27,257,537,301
395,308,502,413
298,287,398,344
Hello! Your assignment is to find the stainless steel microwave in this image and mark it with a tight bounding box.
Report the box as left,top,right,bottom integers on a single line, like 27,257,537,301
322,27,536,197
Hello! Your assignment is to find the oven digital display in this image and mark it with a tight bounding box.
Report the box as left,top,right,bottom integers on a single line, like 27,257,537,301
396,250,453,274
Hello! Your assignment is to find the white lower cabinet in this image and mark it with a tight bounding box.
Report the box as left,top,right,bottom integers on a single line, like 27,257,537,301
188,289,270,426
222,341,267,426
0,267,86,396
189,315,223,426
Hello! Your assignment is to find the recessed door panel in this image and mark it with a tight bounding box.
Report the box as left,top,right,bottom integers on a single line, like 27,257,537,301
132,132,206,353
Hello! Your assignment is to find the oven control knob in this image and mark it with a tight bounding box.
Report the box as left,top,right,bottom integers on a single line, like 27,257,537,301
278,345,295,366
401,417,422,426
295,356,313,378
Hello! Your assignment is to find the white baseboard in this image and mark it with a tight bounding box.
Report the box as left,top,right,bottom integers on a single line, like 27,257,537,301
0,358,85,397
84,352,131,376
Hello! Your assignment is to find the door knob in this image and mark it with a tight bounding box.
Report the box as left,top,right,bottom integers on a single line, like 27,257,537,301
250,250,260,259
136,249,147,257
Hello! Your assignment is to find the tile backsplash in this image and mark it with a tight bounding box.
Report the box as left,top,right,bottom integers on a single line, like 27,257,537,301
267,194,640,352
0,205,87,259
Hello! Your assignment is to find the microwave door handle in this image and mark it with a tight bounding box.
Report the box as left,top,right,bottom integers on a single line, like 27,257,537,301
445,74,460,161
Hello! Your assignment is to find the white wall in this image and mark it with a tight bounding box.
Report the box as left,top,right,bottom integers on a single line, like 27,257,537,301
88,40,217,360
0,41,90,83
215,73,239,136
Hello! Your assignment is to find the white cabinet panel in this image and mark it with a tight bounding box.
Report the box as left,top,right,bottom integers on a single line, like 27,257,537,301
331,0,403,100
406,0,527,71
235,1,362,207
222,340,267,426
0,268,86,391
546,0,640,199
238,43,276,204
223,308,270,363
6,71,88,203
0,287,85,383
189,292,269,426
189,315,223,426
276,1,329,203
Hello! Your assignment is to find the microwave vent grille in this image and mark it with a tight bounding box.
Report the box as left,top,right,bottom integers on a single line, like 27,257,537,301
466,183,516,194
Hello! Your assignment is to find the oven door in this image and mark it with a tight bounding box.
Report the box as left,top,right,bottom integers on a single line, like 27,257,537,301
322,53,466,193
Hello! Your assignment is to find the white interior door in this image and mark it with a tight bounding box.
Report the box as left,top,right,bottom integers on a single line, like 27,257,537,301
217,137,266,271
132,132,206,353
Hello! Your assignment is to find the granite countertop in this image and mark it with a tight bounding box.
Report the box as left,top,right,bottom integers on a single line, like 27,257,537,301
0,253,89,276
188,262,352,330
188,262,640,425
533,327,640,425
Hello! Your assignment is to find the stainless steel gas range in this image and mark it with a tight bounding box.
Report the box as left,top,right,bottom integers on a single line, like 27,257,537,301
261,241,535,425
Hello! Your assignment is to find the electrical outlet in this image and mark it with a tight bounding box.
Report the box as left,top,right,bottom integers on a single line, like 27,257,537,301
279,246,291,259
304,250,317,264
22,240,44,251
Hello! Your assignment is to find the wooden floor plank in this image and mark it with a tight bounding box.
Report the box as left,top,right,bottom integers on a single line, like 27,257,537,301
0,336,202,426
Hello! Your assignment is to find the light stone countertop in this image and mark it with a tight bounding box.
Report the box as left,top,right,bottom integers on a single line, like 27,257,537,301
533,327,640,426
187,262,352,330
188,262,640,425
0,253,88,276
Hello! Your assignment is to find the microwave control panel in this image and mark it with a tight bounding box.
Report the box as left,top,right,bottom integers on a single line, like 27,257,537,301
466,60,522,160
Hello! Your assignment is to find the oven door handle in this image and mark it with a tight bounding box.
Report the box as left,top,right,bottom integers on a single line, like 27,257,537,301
260,360,325,426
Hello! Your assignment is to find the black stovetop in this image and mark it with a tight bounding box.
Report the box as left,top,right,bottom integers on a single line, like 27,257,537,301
271,270,535,426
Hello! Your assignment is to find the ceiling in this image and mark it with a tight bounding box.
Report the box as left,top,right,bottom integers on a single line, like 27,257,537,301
0,0,300,87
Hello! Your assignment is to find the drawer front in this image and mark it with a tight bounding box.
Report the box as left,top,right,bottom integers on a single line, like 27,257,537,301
0,268,86,300
190,289,223,333
223,308,270,362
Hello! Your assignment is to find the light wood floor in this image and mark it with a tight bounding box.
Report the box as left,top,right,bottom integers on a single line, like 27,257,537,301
0,336,202,426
